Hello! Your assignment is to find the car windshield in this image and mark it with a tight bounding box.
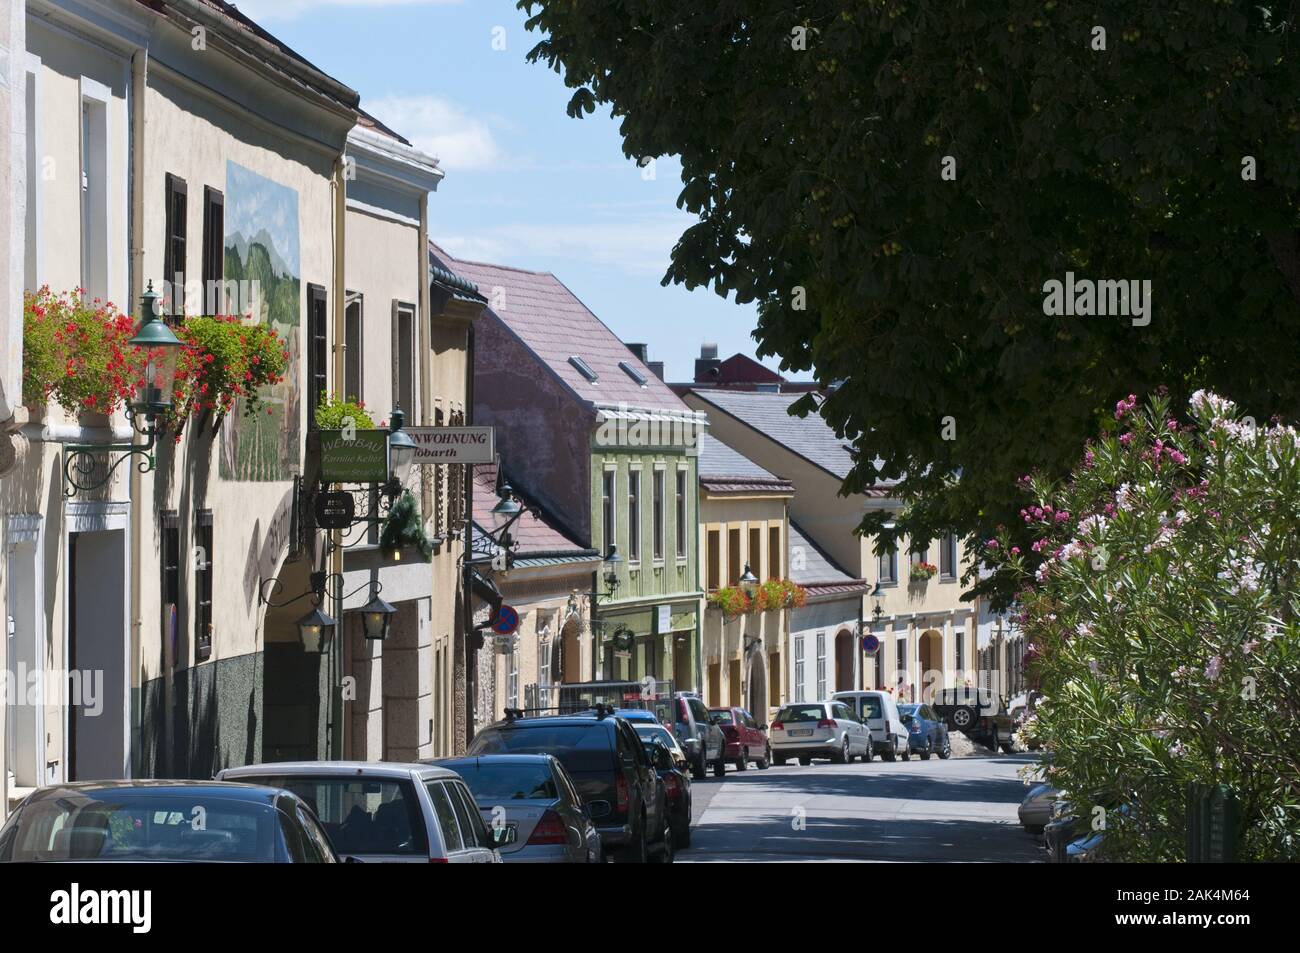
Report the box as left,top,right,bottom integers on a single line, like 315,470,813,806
776,705,826,723
899,704,918,715
0,791,278,862
233,775,427,857
469,724,614,773
710,710,734,724
634,725,676,749
448,762,558,802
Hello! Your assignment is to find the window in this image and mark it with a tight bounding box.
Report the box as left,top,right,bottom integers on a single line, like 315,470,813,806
162,513,180,662
538,637,551,709
163,173,187,316
619,360,647,385
877,544,898,585
426,781,463,853
627,470,641,560
793,636,805,703
568,355,598,382
652,470,665,561
506,639,519,709
307,285,328,427
202,187,223,313
195,511,213,663
769,525,781,579
940,534,958,580
80,80,110,303
706,529,721,590
602,470,615,556
727,528,741,586
816,633,826,700
344,294,363,402
675,470,687,558
910,545,929,567
749,526,762,581
393,302,416,416
956,627,964,673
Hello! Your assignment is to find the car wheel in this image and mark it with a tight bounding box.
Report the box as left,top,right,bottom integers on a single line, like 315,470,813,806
712,754,726,778
757,744,771,769
882,747,896,762
921,744,932,761
691,754,707,780
615,816,649,863
834,738,849,764
951,705,978,733
988,726,1000,753
798,756,812,766
901,742,911,761
673,819,691,849
939,736,952,759
736,747,748,771
862,743,874,763
652,817,675,864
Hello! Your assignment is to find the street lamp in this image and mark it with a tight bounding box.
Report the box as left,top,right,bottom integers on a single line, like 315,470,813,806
602,543,623,596
387,405,416,488
492,482,522,516
359,587,397,641
739,562,759,596
296,604,337,654
62,281,183,496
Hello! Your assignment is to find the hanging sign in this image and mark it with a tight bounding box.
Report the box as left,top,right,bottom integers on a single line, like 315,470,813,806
318,430,389,483
405,426,495,464
314,491,356,530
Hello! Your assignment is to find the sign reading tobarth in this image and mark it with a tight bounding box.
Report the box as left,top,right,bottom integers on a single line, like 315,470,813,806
405,426,495,464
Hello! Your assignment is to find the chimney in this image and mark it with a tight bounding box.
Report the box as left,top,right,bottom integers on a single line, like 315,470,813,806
625,342,649,362
694,342,721,383
647,361,665,381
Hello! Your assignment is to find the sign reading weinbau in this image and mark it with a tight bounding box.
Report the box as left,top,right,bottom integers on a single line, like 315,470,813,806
406,426,495,464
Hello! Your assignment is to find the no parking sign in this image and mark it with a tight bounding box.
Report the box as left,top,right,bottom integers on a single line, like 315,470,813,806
861,633,880,656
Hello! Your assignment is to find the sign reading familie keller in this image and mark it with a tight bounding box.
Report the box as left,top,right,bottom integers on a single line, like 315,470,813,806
405,426,496,465
318,430,390,484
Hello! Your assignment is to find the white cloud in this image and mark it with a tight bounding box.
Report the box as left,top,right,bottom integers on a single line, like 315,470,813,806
438,215,692,278
232,0,461,22
365,94,504,172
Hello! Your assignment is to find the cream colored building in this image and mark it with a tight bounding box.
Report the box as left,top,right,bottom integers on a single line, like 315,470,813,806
683,389,978,706
1,1,476,807
697,434,791,720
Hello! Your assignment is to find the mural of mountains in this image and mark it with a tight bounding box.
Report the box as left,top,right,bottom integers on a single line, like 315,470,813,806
225,228,294,279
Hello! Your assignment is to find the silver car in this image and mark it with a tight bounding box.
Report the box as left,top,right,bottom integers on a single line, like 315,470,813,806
431,754,603,863
1018,782,1062,834
217,761,502,863
770,700,872,765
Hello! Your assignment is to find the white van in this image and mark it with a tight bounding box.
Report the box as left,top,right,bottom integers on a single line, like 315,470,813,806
831,690,910,761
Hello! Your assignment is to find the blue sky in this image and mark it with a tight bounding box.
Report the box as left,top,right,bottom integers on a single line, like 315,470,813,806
234,0,783,382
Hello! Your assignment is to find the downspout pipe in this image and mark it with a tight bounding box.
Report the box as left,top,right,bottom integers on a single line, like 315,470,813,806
330,156,346,759
128,44,148,777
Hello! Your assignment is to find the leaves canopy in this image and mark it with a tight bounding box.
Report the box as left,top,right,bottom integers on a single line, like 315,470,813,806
519,0,1300,596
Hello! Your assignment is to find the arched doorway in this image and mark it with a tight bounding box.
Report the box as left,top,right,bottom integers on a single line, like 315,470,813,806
745,648,767,720
834,629,855,691
559,617,581,683
919,629,943,703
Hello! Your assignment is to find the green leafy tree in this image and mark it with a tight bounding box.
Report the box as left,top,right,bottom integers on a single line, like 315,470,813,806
988,391,1300,860
519,1,1300,590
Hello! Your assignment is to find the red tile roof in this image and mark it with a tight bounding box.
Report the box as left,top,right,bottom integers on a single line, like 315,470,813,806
431,243,692,413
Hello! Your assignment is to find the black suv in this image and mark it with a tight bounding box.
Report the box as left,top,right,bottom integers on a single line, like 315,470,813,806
467,706,671,862
932,687,1017,753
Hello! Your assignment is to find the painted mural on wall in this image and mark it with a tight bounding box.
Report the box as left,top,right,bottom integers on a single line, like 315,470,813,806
219,161,301,482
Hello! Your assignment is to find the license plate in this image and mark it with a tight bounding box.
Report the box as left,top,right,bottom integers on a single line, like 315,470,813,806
790,728,813,737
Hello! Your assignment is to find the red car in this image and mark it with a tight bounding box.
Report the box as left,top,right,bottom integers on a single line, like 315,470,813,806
708,707,771,770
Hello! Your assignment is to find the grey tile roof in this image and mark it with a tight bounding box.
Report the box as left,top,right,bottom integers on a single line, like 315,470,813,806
788,521,862,589
430,243,691,413
688,389,859,481
697,433,779,481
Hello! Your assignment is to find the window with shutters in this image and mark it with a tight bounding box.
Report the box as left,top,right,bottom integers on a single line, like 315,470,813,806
164,174,187,318
433,405,445,537
706,529,721,591
768,525,781,579
627,470,640,562
652,469,664,562
202,187,223,313
816,633,827,700
195,511,213,663
306,285,327,428
450,408,466,535
940,534,958,580
675,469,688,559
344,293,363,402
392,302,416,417
727,528,741,586
749,526,762,581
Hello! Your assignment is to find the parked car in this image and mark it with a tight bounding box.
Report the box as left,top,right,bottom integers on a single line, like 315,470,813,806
932,687,1017,752
770,700,872,765
431,754,602,863
614,708,662,725
643,738,692,850
709,706,772,770
632,722,689,771
0,780,338,863
898,703,951,760
1042,800,1083,863
832,690,909,761
467,707,671,863
217,761,501,863
672,692,728,780
1018,783,1062,834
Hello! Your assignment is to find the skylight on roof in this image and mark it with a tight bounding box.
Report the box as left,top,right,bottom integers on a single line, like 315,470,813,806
568,355,598,382
618,360,647,386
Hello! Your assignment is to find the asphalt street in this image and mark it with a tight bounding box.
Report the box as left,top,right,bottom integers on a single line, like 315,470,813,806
679,752,1044,862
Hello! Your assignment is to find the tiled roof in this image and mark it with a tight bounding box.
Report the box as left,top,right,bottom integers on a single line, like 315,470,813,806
697,434,795,494
788,521,866,595
472,463,595,556
430,243,692,413
688,389,860,481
